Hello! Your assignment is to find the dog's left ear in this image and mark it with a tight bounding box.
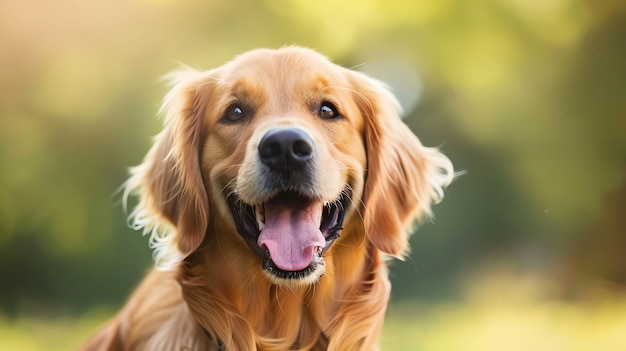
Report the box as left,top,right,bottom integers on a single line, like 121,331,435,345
348,71,454,258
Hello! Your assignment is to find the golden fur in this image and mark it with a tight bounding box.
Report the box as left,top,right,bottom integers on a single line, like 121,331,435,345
81,47,453,351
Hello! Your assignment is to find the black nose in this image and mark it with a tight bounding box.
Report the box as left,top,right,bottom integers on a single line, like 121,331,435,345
258,128,315,172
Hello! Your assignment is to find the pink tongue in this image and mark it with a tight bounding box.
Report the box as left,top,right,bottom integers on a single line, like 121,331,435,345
257,199,325,271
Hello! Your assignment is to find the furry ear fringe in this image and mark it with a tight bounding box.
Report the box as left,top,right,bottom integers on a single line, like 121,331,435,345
121,68,212,270
351,70,455,258
122,167,184,270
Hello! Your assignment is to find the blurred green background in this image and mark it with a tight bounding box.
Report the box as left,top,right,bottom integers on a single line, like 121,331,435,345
1,0,625,350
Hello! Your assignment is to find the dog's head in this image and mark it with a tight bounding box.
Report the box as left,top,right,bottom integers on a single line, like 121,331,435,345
126,47,453,286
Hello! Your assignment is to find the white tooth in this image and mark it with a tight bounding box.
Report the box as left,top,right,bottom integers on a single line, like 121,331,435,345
256,205,265,230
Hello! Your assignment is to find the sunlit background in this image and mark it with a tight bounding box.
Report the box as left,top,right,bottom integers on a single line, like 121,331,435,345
1,0,625,350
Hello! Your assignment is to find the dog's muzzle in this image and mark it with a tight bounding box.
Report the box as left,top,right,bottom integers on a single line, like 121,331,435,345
226,127,349,283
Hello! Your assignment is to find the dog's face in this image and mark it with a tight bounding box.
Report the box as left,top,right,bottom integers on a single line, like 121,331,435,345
200,49,367,285
127,47,453,287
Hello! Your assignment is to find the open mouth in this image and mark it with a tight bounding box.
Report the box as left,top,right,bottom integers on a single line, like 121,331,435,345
227,187,349,282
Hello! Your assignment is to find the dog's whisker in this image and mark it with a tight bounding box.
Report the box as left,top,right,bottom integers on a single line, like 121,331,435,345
345,184,365,223
213,177,237,202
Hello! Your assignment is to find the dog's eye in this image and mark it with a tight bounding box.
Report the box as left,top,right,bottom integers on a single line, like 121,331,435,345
223,105,248,123
318,102,340,120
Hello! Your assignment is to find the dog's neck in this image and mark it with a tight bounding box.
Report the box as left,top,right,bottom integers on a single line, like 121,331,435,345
178,223,371,349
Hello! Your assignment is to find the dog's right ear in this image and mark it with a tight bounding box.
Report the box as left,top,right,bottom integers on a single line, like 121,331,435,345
124,69,215,267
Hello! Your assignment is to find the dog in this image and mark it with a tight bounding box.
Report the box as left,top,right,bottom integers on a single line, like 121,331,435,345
80,46,454,350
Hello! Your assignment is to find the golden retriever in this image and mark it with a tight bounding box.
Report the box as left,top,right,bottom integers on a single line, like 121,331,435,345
81,46,454,351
